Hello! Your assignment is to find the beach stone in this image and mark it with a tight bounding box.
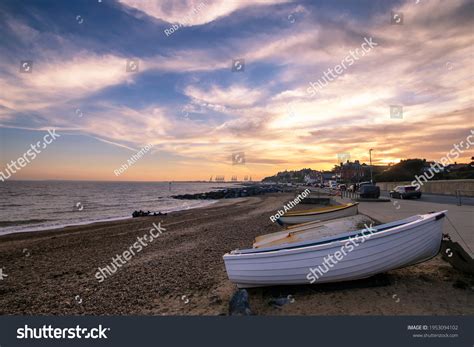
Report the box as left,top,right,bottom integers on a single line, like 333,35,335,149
228,289,252,316
268,295,294,308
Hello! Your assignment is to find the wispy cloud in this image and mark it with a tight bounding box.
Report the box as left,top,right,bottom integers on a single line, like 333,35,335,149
0,0,472,180
118,0,291,26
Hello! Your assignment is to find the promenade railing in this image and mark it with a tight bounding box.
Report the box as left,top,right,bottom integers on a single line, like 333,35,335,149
341,190,360,200
455,190,474,206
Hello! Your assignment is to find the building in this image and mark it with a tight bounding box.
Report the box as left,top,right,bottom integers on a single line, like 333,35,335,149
321,172,336,183
338,160,369,182
445,163,471,172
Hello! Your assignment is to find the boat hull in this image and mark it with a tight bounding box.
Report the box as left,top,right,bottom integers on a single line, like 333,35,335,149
223,212,445,288
278,203,358,225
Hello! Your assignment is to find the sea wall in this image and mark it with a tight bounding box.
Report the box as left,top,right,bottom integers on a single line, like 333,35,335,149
171,184,291,200
376,179,474,196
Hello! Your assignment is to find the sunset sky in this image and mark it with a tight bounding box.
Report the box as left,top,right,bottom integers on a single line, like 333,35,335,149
0,0,472,181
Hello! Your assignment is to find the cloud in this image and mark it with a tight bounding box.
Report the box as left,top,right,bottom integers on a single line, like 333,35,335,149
0,53,138,116
184,84,265,108
1,0,473,179
0,46,231,129
144,49,229,72
118,0,290,26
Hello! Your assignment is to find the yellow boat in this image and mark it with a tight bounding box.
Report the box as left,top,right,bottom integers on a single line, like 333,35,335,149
277,202,358,225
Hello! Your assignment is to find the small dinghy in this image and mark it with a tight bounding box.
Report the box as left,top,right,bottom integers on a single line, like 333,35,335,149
277,203,358,225
254,215,371,249
223,211,446,288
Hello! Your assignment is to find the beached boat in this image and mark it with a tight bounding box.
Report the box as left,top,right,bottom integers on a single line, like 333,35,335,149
254,215,370,249
223,211,446,288
277,203,358,225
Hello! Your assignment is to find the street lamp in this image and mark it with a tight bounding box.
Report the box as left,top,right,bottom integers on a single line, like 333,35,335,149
369,149,373,183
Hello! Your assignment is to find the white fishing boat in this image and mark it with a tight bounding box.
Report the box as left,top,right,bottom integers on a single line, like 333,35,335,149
223,211,446,288
277,203,358,225
254,215,370,249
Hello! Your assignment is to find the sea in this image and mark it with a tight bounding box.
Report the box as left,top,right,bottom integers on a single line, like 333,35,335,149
0,181,239,235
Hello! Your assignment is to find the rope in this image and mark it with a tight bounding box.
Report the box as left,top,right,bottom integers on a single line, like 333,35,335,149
445,215,473,254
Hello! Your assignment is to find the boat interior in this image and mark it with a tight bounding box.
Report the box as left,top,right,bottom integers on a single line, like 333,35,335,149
233,214,425,255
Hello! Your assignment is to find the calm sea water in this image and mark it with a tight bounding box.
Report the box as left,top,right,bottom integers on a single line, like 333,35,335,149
0,181,238,235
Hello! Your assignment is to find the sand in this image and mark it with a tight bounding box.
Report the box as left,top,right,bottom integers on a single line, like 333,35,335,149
0,193,472,315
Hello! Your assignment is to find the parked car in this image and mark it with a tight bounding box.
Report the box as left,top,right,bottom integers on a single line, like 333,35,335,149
358,181,372,187
358,184,380,199
390,185,422,199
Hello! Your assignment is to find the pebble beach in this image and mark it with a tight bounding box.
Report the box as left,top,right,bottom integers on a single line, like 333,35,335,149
0,193,472,315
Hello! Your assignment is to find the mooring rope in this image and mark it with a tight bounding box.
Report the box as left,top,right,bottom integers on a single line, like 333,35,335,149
445,215,473,254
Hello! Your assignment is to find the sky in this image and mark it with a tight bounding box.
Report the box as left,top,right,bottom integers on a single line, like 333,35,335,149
0,0,472,181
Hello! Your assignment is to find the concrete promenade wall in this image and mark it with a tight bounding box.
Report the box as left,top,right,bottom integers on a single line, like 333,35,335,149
376,179,474,196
